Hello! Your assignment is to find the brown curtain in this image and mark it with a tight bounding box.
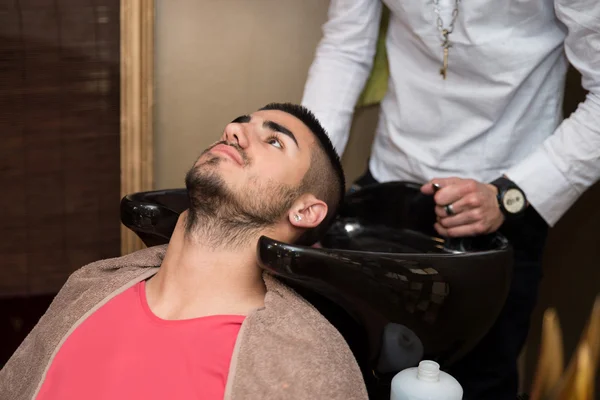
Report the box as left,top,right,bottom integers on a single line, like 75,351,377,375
0,0,121,296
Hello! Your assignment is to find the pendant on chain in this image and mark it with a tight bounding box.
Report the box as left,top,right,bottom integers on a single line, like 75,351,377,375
440,29,451,80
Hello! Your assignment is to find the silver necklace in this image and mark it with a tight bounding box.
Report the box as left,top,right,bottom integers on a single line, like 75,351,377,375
433,0,461,79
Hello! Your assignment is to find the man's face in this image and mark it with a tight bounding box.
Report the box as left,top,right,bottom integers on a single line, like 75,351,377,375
185,109,315,229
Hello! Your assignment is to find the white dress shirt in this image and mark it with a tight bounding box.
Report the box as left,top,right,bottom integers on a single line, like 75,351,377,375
302,0,600,226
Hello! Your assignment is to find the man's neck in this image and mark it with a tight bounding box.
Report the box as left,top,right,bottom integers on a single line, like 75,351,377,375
145,212,268,320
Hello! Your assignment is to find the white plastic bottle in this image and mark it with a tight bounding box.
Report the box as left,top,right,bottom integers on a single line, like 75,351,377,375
390,360,463,400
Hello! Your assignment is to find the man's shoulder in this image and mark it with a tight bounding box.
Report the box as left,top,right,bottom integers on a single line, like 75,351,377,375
48,244,168,332
235,274,368,399
262,274,345,341
66,245,167,284
50,244,168,335
0,245,168,400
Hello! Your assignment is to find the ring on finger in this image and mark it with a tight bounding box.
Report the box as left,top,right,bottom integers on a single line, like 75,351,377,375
445,203,456,216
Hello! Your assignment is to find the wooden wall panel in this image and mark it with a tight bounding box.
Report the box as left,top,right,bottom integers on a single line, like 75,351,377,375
120,0,154,255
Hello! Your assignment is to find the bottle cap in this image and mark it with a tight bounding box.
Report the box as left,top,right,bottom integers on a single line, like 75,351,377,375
417,360,441,382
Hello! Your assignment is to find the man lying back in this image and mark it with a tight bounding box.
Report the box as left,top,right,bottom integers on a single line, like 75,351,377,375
0,103,368,400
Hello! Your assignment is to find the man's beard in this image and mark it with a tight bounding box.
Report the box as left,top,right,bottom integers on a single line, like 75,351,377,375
183,145,300,248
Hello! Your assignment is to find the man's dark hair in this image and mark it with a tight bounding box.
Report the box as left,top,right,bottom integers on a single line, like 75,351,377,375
260,103,345,245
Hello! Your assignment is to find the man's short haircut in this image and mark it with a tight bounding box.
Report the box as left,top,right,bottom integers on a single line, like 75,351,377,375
259,103,345,245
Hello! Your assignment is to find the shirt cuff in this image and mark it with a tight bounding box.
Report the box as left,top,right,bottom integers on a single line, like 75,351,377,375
504,147,580,227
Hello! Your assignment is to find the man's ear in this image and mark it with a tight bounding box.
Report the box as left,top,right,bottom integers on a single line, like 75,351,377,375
288,194,328,229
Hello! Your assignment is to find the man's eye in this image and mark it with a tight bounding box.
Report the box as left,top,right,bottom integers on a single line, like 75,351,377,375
267,136,283,149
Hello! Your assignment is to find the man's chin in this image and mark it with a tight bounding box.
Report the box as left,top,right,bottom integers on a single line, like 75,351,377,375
186,167,238,196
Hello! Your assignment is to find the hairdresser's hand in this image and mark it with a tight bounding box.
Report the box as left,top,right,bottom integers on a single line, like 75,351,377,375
420,177,503,237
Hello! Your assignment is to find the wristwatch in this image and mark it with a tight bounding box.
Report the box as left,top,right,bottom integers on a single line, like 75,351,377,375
490,177,527,219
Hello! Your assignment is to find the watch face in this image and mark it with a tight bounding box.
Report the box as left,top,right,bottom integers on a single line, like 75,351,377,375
503,188,525,214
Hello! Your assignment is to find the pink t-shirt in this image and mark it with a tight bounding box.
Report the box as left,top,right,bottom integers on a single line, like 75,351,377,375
37,281,245,400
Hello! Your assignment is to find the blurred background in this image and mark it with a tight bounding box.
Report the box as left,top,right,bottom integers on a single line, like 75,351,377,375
0,0,598,393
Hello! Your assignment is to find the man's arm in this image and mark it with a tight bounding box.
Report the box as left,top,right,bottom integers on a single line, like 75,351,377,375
424,0,600,236
505,0,600,226
302,0,383,155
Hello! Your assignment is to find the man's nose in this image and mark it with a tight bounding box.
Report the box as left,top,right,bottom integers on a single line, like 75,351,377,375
224,123,249,149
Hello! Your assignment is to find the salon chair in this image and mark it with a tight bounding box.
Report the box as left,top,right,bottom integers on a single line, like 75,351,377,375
121,182,513,398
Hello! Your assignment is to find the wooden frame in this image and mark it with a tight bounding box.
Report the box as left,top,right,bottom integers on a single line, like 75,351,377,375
120,0,155,255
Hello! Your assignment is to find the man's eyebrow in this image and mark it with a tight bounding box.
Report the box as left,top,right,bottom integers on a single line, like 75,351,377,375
231,115,251,124
263,120,298,147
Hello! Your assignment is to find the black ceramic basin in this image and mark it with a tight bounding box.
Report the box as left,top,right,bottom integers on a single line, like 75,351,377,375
120,189,188,247
120,182,513,395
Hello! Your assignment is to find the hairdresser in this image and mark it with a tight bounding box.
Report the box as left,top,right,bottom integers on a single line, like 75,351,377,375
301,1,600,398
